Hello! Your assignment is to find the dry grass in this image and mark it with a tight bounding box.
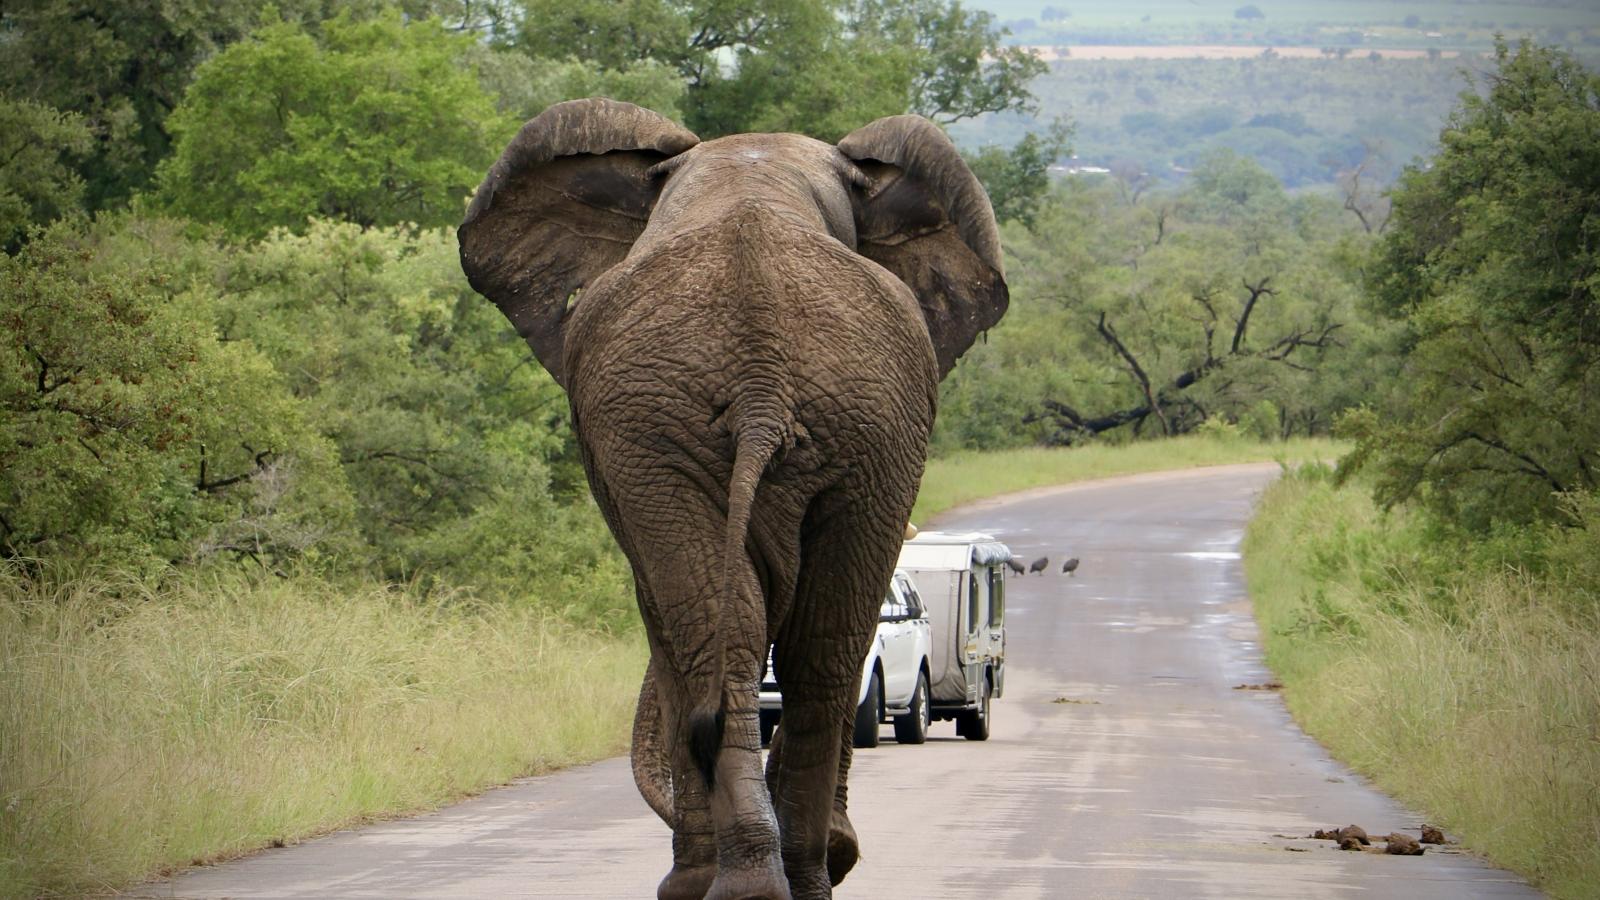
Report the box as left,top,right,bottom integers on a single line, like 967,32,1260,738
0,571,643,898
1244,471,1600,899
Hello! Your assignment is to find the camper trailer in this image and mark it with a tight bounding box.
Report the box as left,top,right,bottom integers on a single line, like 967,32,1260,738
896,531,1012,741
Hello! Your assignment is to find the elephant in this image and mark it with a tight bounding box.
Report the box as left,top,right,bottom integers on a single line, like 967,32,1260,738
458,98,1007,900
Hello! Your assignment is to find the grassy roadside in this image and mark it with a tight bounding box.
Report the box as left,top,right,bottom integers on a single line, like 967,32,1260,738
0,573,644,899
1243,467,1600,899
913,432,1344,522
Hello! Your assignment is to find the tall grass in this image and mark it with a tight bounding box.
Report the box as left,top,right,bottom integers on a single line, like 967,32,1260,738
1245,469,1600,899
0,571,643,899
914,433,1344,521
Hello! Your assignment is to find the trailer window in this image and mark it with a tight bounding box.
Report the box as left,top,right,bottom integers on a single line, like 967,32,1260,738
988,566,1004,628
967,571,980,636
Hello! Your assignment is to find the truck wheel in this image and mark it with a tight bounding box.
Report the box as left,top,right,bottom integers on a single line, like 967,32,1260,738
759,709,779,747
893,670,931,745
956,678,991,742
852,669,882,748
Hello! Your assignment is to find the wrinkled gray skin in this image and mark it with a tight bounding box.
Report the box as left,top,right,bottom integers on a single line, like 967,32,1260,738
460,99,1007,900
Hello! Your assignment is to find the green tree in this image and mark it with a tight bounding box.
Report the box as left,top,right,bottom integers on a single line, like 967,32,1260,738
214,220,629,610
933,153,1371,452
509,0,1044,138
0,218,354,569
474,50,688,122
0,0,264,210
513,0,692,71
0,97,92,251
155,11,512,237
964,118,1072,228
1347,40,1600,527
850,0,1048,125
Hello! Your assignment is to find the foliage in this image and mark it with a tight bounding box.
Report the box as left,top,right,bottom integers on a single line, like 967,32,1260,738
509,0,1044,139
512,0,693,71
1245,466,1599,898
155,11,513,237
474,50,689,122
0,219,354,571
1347,40,1600,528
964,118,1072,228
0,97,92,251
0,0,262,210
850,0,1048,125
932,151,1377,453
211,220,631,612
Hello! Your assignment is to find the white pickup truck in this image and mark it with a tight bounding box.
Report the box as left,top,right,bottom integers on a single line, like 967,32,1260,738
759,569,934,748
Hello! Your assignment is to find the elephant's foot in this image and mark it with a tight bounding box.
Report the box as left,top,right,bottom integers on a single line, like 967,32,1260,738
825,809,859,886
658,863,715,900
703,859,791,900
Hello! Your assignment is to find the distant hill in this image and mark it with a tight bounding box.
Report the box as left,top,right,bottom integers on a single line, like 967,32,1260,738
950,53,1476,189
968,0,1600,52
949,1,1597,188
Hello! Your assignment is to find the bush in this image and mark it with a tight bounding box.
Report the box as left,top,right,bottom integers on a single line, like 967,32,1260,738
0,219,354,572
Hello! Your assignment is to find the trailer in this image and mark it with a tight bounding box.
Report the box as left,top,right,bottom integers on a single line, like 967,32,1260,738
895,530,1011,741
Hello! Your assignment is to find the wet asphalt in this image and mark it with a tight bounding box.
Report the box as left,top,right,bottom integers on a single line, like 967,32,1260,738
142,464,1540,899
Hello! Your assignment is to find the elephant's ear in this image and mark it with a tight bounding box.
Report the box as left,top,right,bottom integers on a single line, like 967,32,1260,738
459,99,699,388
837,115,1009,379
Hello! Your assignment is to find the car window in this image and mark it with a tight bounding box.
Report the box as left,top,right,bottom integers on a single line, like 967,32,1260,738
899,576,925,618
879,589,902,621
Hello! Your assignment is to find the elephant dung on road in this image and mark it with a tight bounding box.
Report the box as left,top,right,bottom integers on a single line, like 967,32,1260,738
459,99,1007,900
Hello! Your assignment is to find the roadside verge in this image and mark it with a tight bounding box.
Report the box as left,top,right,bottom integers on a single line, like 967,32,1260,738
1243,466,1599,899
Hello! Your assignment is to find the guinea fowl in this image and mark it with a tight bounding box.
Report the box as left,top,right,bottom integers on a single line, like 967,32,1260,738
1061,557,1080,576
1028,556,1049,575
1005,557,1026,575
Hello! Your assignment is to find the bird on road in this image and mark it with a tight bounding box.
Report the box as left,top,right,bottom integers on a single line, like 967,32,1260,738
1005,556,1026,575
1061,557,1080,576
1028,556,1049,575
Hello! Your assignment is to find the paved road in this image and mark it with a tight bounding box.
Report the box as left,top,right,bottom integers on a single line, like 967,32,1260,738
143,464,1538,899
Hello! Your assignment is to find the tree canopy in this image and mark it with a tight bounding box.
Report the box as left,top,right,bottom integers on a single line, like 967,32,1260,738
155,12,512,237
510,0,1045,138
1346,40,1600,528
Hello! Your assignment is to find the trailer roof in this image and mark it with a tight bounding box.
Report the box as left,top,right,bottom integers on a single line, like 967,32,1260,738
897,531,1013,570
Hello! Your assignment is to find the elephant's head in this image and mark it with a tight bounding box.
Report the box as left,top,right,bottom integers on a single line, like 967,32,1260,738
459,98,1008,389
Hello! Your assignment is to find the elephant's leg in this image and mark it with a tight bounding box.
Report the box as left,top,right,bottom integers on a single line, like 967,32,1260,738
761,694,859,889
826,714,860,887
609,489,787,900
654,666,719,900
769,497,904,899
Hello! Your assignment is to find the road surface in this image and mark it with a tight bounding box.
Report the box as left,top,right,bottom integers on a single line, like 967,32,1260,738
142,464,1538,898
